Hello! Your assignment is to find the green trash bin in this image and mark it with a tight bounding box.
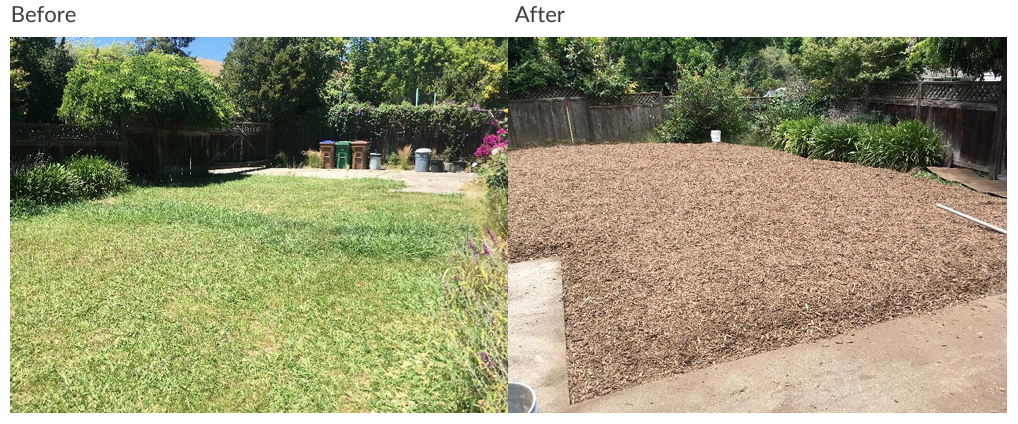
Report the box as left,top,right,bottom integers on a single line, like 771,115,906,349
335,141,352,169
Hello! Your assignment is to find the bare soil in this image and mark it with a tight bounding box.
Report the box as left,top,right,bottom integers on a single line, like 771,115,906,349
508,143,1006,403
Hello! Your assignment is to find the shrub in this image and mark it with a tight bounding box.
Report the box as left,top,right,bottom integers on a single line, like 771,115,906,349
850,110,894,126
752,96,823,141
65,155,129,199
328,102,504,161
386,152,400,169
477,152,509,237
807,123,864,161
10,159,83,209
657,66,749,143
775,117,824,156
435,231,508,412
855,120,945,171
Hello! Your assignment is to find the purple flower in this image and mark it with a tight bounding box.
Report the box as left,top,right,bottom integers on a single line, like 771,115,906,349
467,236,479,255
482,243,490,256
479,352,495,369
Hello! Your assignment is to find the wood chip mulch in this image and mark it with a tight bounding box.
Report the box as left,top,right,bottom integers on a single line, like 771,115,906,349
508,143,1006,404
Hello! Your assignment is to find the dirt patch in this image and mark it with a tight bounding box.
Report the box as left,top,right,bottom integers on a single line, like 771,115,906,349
509,143,1006,403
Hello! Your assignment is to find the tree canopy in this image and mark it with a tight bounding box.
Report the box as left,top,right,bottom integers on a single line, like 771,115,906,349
908,37,1005,77
58,51,233,127
10,37,74,123
344,37,508,107
219,37,345,122
134,37,195,56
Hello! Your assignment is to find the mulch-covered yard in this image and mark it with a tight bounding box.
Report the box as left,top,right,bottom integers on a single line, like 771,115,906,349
509,143,1007,403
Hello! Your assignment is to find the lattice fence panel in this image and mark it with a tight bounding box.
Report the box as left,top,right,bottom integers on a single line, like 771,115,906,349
924,82,999,103
869,83,919,99
590,92,662,106
509,87,584,100
10,124,49,140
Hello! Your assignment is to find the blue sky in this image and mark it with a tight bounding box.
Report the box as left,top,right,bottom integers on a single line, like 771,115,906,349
66,37,234,61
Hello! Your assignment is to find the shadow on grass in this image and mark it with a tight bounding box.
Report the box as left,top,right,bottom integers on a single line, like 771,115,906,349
132,172,253,189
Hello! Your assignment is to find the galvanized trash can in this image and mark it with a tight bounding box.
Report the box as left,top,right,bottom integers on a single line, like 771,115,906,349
369,153,382,170
508,382,538,413
414,148,432,172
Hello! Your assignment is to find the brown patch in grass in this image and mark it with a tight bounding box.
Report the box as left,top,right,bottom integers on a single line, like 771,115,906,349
509,143,1006,403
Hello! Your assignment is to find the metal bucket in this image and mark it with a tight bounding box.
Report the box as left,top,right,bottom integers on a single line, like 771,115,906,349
508,382,538,413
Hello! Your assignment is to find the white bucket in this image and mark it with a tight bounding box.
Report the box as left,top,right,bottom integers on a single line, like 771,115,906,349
710,130,722,143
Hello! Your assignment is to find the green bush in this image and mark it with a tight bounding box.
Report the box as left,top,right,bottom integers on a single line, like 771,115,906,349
436,232,508,413
65,155,129,199
657,66,749,143
850,110,894,126
855,120,945,171
477,152,508,237
752,96,823,142
807,123,864,161
328,102,502,160
11,160,83,209
775,117,824,156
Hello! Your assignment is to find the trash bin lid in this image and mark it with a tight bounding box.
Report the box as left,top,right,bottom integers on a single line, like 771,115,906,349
335,140,352,146
351,140,370,146
369,153,382,157
415,148,432,154
319,140,335,144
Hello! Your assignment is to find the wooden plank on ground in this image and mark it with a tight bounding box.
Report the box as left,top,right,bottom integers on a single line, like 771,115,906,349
928,166,1007,198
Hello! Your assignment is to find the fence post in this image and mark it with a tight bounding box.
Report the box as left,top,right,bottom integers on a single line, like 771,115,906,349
119,115,128,163
989,64,1006,180
916,81,924,119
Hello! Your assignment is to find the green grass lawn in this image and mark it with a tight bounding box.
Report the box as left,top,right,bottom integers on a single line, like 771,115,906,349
10,174,484,412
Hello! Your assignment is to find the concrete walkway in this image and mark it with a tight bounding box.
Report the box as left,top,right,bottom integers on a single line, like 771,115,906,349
509,258,570,412
567,294,1007,413
214,167,475,194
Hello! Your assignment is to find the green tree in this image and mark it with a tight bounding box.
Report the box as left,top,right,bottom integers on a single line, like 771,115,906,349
738,46,795,96
792,37,921,97
134,37,195,56
909,37,1005,77
507,37,559,94
346,37,452,105
606,37,716,93
10,38,30,120
219,37,343,122
10,37,74,123
433,38,508,108
58,51,233,127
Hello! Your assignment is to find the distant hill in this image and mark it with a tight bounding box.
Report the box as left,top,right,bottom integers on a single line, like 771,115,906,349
195,58,223,77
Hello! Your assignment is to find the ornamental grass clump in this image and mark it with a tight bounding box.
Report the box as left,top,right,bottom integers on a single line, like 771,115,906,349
10,159,83,212
65,154,129,199
435,230,508,412
807,123,864,162
302,149,322,168
775,117,824,156
855,120,944,171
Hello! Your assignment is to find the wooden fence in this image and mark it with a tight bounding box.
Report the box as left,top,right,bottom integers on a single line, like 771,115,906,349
860,80,1006,179
512,81,1006,180
508,89,665,146
10,118,272,175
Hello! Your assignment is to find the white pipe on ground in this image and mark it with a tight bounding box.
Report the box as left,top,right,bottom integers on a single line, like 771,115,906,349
937,204,1008,235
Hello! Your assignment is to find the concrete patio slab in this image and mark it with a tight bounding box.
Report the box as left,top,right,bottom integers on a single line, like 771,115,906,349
567,294,1007,413
215,167,475,194
509,258,570,413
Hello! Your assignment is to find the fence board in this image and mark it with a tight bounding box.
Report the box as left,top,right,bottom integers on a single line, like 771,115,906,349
862,81,1004,178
